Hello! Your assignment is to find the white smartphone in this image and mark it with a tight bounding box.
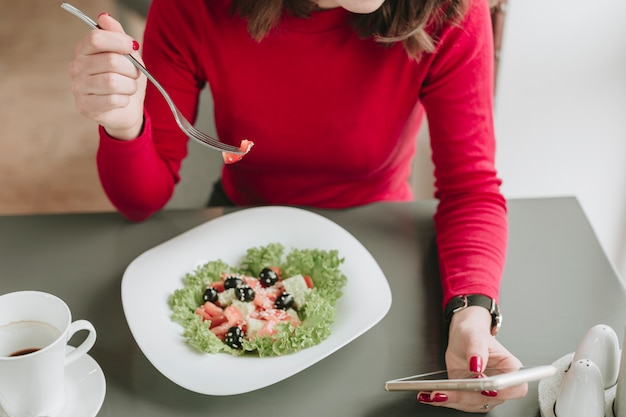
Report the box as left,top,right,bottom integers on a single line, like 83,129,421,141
384,365,557,392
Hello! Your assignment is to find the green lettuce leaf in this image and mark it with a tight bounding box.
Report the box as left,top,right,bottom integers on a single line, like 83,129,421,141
168,243,346,356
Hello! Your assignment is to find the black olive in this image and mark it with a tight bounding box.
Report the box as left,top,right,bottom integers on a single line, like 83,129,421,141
224,326,245,349
202,287,219,303
234,284,255,302
224,276,243,289
259,267,279,287
275,292,295,310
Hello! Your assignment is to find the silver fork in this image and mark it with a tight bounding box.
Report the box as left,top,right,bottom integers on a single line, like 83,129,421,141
61,3,244,154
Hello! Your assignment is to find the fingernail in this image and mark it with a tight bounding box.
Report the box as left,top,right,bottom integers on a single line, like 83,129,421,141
470,356,483,373
98,12,110,18
418,392,448,403
418,392,432,402
481,390,499,397
432,393,448,402
132,40,140,51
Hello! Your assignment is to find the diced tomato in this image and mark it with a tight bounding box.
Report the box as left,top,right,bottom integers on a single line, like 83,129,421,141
252,286,280,310
208,313,228,329
210,323,230,338
252,309,301,337
195,301,223,322
253,293,273,310
252,308,299,326
303,275,314,289
202,301,223,317
243,276,262,289
210,305,246,338
195,307,212,322
222,139,254,165
224,305,245,325
269,266,282,279
266,286,282,300
210,281,225,292
255,317,280,338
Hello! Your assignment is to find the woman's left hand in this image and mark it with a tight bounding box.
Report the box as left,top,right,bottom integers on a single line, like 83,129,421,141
417,306,527,413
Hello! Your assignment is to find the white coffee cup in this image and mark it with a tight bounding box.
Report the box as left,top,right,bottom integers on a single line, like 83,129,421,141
0,291,97,417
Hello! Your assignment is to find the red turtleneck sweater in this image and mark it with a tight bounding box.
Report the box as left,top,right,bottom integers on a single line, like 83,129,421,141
96,0,506,306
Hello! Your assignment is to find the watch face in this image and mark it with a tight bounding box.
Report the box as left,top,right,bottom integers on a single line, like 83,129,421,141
491,313,502,336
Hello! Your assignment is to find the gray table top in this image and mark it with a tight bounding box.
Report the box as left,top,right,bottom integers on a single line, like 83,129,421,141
1,196,624,416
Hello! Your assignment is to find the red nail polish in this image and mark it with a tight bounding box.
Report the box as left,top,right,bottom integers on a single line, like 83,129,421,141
433,393,448,402
470,356,483,373
132,40,140,51
98,12,110,18
418,392,432,402
481,390,498,397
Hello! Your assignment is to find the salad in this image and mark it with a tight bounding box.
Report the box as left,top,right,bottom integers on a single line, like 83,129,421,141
169,243,347,357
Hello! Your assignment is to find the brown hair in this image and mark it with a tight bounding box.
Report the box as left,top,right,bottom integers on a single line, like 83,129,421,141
231,0,468,58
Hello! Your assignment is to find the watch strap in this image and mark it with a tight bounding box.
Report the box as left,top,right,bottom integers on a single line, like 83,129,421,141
444,294,502,335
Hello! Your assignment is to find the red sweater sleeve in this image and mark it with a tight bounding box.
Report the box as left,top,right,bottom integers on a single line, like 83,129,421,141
421,0,507,308
96,0,205,221
96,114,179,222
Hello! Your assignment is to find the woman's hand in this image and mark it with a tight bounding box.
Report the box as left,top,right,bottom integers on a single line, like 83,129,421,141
68,13,146,140
418,306,527,413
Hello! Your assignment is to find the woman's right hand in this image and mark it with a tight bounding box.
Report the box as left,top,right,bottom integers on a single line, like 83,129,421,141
68,13,146,140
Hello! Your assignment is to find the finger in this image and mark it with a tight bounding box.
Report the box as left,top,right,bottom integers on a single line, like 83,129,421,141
481,389,499,397
456,313,491,373
97,13,141,56
79,30,139,57
427,391,506,413
74,92,133,119
495,381,529,399
85,71,140,96
468,350,488,374
74,14,139,57
69,53,141,103
97,12,125,33
80,52,141,80
417,391,448,404
474,399,505,413
489,349,524,370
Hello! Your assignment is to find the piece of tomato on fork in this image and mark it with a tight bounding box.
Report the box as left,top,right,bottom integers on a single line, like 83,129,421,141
222,139,254,164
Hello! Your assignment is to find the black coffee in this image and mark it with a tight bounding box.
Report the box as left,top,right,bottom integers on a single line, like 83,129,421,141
9,347,41,357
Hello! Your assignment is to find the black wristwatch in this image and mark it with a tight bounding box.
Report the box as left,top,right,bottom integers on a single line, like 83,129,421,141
444,294,502,336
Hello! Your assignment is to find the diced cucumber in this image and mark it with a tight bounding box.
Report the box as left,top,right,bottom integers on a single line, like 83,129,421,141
218,288,235,306
282,274,311,309
246,317,265,338
231,300,256,317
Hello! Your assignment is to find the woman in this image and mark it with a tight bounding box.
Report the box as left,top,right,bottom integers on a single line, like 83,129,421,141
68,0,525,411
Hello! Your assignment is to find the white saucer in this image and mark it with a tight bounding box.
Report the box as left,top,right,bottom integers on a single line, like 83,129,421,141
61,346,106,417
0,347,105,417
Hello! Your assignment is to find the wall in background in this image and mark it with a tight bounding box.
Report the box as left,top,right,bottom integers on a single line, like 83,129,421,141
494,0,626,278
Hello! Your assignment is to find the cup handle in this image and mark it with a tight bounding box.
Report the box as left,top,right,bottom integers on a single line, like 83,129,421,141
65,319,97,365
